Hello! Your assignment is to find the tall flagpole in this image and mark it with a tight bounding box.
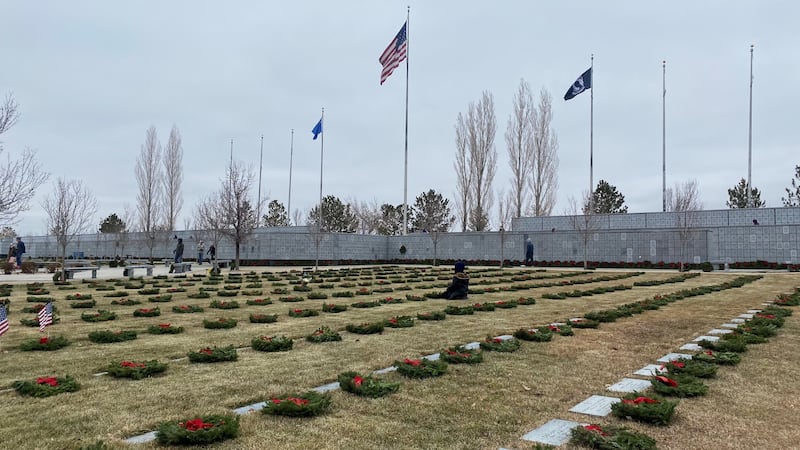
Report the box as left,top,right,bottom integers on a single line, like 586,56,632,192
589,53,594,196
229,138,234,197
662,60,666,212
747,44,754,208
316,108,324,270
288,128,294,225
402,6,410,235
318,108,325,217
257,134,264,227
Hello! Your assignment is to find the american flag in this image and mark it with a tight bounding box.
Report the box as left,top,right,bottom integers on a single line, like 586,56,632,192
0,304,8,337
38,302,53,332
379,22,407,85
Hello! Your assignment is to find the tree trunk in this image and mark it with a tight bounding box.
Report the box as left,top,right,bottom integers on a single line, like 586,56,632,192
60,244,67,281
234,240,240,271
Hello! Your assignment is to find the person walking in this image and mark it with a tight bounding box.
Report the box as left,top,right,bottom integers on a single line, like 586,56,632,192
206,243,216,262
525,238,534,266
15,237,25,269
197,240,205,265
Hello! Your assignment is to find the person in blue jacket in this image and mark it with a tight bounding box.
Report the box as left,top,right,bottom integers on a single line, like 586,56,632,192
525,238,534,266
15,237,25,268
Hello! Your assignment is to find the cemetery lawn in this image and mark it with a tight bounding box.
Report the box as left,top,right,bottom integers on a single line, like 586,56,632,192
0,267,797,449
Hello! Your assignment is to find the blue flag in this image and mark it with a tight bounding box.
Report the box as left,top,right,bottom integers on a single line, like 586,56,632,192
564,67,592,101
311,118,323,140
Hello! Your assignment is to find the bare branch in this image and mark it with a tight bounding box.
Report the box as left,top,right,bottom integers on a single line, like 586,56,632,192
567,191,601,269
162,125,184,231
529,88,559,216
454,91,497,231
505,79,535,218
0,147,50,225
216,159,263,269
42,178,97,274
135,126,162,258
0,94,20,136
453,112,471,231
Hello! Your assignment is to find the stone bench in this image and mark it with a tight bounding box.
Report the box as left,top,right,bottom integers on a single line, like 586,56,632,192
215,259,232,268
64,266,100,279
123,264,154,278
170,262,192,274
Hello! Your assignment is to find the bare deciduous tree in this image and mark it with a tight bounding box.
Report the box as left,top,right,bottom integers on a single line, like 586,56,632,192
348,197,381,235
162,125,183,231
529,88,559,216
218,159,262,270
412,189,454,266
455,90,497,231
0,94,20,137
135,126,162,259
115,203,135,258
42,178,97,279
567,191,601,270
291,209,304,227
496,189,513,232
193,194,224,257
0,147,50,225
505,79,535,218
666,179,702,271
454,113,471,232
0,95,50,225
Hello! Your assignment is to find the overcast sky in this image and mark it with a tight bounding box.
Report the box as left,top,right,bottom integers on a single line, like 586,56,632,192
1,1,797,235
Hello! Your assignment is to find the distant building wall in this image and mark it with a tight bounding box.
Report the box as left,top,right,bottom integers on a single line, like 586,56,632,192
12,207,800,265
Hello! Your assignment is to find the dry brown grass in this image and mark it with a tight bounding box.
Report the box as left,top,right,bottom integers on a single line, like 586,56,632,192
0,267,797,449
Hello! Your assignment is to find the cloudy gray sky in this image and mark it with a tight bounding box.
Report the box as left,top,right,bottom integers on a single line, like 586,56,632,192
1,1,797,235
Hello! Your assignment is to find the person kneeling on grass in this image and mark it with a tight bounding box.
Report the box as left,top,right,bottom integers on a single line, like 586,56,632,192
440,261,469,300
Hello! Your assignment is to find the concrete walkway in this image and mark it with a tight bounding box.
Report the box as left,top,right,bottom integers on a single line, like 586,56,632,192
0,264,208,284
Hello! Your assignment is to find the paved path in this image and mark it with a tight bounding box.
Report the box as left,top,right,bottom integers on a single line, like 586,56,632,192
0,264,209,284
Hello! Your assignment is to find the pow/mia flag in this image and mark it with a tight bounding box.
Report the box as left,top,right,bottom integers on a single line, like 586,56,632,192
564,67,592,101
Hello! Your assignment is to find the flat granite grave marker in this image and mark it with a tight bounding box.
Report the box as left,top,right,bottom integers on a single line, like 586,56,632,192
708,328,733,334
693,335,720,342
313,382,340,393
731,318,746,323
608,378,652,393
680,343,704,351
634,364,665,376
721,323,739,329
657,353,693,362
522,419,584,446
569,395,620,417
738,313,754,319
746,309,762,314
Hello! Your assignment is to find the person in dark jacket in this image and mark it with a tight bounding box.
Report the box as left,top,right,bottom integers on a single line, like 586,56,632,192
15,237,25,268
440,261,469,300
173,238,184,263
525,238,534,266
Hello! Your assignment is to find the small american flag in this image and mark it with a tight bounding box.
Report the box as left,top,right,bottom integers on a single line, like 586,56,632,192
379,22,407,85
38,302,53,332
0,304,9,336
